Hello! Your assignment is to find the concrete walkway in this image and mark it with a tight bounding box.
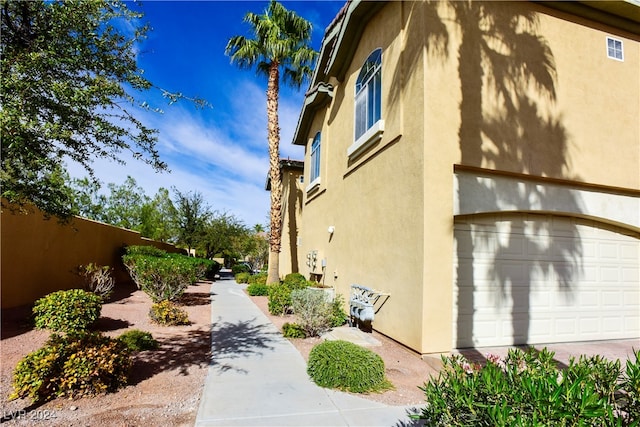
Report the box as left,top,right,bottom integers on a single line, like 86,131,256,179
195,280,424,427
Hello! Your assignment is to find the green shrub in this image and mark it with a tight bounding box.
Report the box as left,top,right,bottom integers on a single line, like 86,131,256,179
283,273,308,289
124,255,190,302
247,272,267,286
282,322,307,338
307,340,392,393
149,300,190,326
247,282,269,296
267,283,293,315
415,348,640,426
235,272,250,284
123,245,166,257
10,332,131,403
622,350,640,422
117,329,159,351
291,288,332,337
33,289,102,333
166,253,217,284
231,263,251,274
329,294,348,327
267,274,311,316
123,246,215,301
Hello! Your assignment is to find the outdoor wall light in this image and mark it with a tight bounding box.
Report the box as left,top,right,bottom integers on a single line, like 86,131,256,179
327,226,335,234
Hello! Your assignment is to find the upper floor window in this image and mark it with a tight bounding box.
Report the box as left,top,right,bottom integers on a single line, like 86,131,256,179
310,132,321,183
607,37,623,61
355,48,382,141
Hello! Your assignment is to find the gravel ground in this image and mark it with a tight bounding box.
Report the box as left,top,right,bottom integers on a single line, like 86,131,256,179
1,280,436,426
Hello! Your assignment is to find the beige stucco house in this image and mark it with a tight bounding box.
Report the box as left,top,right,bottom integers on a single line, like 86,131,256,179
267,159,305,277
288,0,640,355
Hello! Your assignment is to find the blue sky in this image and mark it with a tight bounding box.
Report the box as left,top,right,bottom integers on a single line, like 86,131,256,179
67,1,344,227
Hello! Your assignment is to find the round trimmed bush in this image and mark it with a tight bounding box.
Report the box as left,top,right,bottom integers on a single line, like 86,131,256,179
247,272,267,286
247,282,269,296
231,263,251,274
235,272,250,284
33,289,102,333
282,322,307,338
307,340,392,393
149,300,190,325
283,273,308,289
118,329,159,351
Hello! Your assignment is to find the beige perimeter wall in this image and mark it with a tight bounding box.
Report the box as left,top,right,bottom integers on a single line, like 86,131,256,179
1,205,182,309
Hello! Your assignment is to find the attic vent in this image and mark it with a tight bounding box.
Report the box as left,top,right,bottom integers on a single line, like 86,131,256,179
607,37,623,61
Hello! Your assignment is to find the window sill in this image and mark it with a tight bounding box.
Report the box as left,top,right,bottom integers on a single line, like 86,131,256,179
306,177,321,193
347,120,385,158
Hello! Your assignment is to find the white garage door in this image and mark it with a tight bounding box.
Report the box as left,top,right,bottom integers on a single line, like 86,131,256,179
453,214,640,348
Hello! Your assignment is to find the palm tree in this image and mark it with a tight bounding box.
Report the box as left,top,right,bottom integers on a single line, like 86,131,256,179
226,0,317,285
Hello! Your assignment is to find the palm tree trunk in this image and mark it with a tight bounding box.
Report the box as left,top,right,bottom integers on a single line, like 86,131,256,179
266,62,282,285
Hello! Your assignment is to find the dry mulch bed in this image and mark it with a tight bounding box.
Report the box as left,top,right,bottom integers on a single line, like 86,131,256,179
1,281,212,426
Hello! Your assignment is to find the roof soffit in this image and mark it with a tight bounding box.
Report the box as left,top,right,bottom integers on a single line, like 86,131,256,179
292,83,334,146
539,1,640,34
324,1,387,82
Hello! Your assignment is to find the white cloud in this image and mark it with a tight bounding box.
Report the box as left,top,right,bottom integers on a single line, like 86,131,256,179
157,111,268,185
66,73,307,228
66,88,307,227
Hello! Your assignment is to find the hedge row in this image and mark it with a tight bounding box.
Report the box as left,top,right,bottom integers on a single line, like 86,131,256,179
122,245,218,302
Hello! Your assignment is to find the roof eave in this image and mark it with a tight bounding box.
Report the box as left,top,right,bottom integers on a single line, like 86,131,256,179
324,1,387,82
539,1,640,34
292,83,334,146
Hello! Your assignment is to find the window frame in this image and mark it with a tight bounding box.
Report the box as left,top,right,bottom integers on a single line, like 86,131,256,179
307,131,321,192
606,36,624,61
351,48,384,157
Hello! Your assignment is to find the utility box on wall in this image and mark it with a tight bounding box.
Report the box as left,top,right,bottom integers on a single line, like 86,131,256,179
306,250,324,275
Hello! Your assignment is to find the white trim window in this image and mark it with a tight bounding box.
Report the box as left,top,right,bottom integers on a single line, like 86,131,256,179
606,36,623,61
354,48,382,141
310,132,321,183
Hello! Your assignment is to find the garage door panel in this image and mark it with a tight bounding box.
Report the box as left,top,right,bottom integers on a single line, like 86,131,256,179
621,243,639,260
529,318,553,340
530,290,551,308
600,267,622,282
580,317,600,334
599,242,620,259
623,267,639,282
554,317,577,336
626,314,640,333
453,214,640,348
578,291,599,308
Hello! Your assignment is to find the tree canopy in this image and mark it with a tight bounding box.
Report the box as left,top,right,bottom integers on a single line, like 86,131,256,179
70,176,261,262
225,0,317,87
0,0,186,218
